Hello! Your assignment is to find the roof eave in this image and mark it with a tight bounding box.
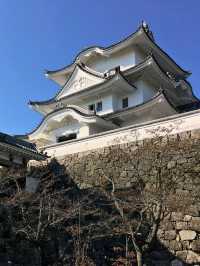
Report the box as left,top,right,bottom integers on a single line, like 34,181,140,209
0,142,47,161
104,91,177,120
45,24,189,83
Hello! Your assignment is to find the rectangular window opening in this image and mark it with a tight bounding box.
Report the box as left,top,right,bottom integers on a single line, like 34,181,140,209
88,104,95,111
57,133,77,143
122,97,128,108
96,101,102,112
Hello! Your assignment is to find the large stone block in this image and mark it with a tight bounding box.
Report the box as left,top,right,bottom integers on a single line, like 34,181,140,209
190,128,200,139
168,240,182,251
179,230,196,241
171,212,183,222
164,230,177,240
183,215,192,222
167,161,176,169
186,250,200,264
182,240,190,250
190,240,200,252
175,221,188,230
176,250,187,261
187,206,199,217
189,217,200,232
162,221,175,230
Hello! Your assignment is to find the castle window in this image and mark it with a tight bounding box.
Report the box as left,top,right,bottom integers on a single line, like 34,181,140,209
122,97,128,108
88,104,95,111
96,101,102,112
57,133,77,143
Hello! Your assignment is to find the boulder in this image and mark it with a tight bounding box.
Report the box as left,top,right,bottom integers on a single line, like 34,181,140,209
189,217,200,232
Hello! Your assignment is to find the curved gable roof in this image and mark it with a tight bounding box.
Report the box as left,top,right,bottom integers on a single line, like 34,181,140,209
28,106,117,138
29,56,199,116
103,90,177,120
56,63,106,100
29,67,136,112
45,22,190,85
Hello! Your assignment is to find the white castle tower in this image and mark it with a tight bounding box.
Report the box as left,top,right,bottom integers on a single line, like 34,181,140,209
27,22,199,151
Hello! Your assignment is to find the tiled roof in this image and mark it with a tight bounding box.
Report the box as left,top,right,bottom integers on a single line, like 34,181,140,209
0,132,46,159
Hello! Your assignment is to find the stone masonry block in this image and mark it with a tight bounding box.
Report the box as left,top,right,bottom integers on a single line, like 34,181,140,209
179,230,196,241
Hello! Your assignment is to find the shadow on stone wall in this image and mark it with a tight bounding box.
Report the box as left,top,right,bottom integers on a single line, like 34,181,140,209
0,156,200,265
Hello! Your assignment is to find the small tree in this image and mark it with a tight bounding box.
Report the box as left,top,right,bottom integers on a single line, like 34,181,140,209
97,133,178,266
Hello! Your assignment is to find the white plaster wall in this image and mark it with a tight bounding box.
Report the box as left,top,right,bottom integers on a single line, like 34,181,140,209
77,79,156,116
58,67,104,99
113,81,152,111
80,94,114,115
79,125,90,138
44,122,95,143
87,47,142,73
48,122,81,142
112,94,120,111
128,89,143,107
43,109,200,158
101,95,114,114
140,80,157,101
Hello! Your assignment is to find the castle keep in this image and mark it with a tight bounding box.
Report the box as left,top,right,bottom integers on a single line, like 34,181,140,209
23,22,200,264
26,21,199,157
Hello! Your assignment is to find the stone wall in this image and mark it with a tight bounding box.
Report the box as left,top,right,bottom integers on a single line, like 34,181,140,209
54,128,200,265
158,213,200,265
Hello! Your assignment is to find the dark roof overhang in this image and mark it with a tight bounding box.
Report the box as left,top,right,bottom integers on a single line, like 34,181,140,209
0,132,47,161
29,56,198,113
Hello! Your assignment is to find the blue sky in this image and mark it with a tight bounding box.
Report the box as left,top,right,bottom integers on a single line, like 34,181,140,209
0,0,200,135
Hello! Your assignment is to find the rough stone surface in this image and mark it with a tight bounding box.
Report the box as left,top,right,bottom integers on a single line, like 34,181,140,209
175,222,187,230
2,128,200,265
165,230,177,240
186,250,200,264
171,213,183,222
55,129,200,265
189,218,200,232
183,215,192,222
167,161,176,169
25,177,39,193
168,241,182,252
179,230,197,241
190,240,200,251
176,250,188,261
